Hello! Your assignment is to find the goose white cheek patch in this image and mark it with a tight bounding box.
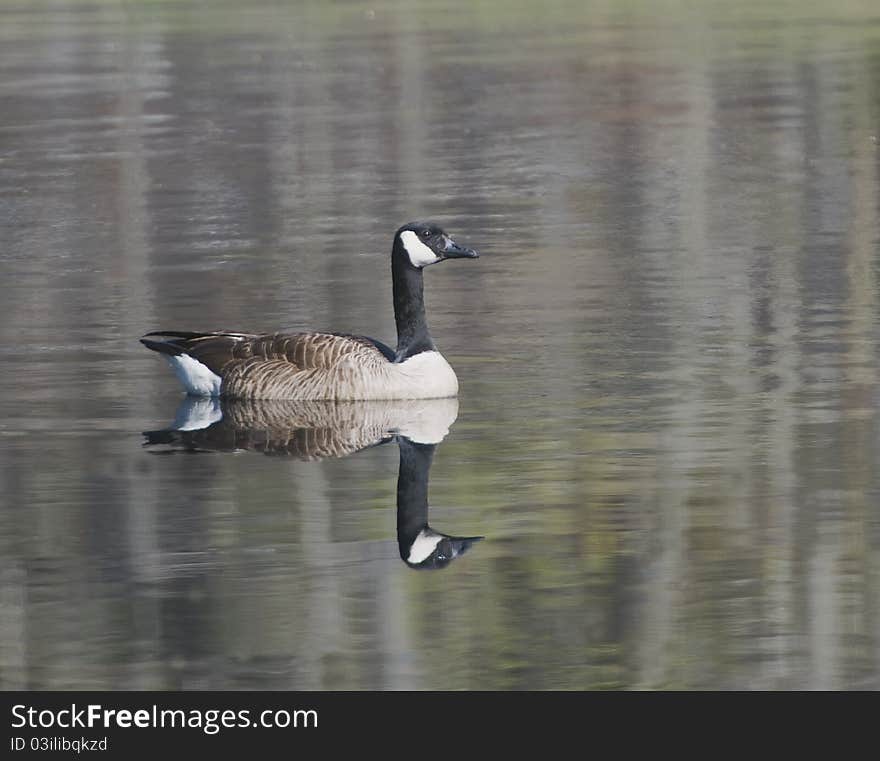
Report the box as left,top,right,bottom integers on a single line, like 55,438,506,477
400,230,440,268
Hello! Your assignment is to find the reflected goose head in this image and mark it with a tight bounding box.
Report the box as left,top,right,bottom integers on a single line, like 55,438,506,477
394,221,478,269
403,527,483,570
395,436,483,571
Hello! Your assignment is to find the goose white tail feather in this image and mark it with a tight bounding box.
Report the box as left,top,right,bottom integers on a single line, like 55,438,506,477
167,354,223,397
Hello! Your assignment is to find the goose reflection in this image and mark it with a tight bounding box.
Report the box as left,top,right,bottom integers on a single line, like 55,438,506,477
144,397,482,569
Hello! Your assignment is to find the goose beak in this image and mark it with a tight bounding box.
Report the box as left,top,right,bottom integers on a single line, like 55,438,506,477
441,236,478,259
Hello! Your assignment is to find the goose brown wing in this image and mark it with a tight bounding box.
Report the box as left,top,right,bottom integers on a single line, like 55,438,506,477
142,330,393,399
143,331,392,372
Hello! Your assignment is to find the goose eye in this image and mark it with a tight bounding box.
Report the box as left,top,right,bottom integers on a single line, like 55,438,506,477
421,230,431,238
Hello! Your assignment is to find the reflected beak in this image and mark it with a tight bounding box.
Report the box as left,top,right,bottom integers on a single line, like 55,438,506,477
441,236,479,259
449,536,483,556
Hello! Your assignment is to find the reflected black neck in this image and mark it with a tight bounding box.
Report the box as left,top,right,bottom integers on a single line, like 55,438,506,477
396,438,434,558
392,246,435,361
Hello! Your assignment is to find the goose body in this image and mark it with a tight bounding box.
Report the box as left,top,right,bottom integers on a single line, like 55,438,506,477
141,222,478,400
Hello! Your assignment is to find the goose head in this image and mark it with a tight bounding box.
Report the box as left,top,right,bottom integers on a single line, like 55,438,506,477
394,221,478,269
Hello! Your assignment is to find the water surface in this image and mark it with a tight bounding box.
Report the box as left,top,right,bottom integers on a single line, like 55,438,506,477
2,0,880,689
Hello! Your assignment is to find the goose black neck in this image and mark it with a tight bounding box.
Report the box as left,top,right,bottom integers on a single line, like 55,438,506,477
396,438,434,558
392,248,435,361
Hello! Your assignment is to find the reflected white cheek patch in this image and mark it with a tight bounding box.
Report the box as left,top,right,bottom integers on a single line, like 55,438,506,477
408,529,443,564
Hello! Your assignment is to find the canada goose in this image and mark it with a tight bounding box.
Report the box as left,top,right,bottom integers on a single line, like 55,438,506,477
141,222,478,400
143,397,482,568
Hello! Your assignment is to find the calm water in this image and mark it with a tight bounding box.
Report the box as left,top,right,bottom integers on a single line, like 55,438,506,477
2,0,880,690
